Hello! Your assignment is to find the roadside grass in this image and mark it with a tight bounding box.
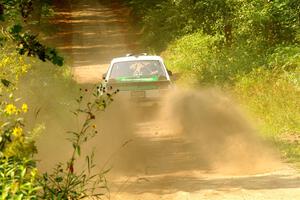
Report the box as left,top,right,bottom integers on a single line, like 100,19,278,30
276,140,300,169
234,68,300,138
234,68,300,168
162,32,300,168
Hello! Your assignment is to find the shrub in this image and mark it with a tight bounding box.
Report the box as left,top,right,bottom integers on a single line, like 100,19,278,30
0,157,40,200
163,32,300,137
0,49,115,199
162,32,269,85
0,51,39,199
234,51,300,137
162,32,223,85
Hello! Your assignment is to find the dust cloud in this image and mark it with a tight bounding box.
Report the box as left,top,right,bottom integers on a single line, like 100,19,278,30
18,64,80,170
159,88,281,174
18,69,281,177
95,88,282,176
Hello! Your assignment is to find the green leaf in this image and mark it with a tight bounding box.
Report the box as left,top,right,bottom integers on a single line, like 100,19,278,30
76,145,81,156
54,176,63,183
52,55,64,66
20,168,27,178
1,79,11,87
9,24,23,35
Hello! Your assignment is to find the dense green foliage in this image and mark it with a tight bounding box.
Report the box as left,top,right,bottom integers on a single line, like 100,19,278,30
163,33,300,135
0,61,36,199
0,158,39,199
0,52,39,199
123,0,300,164
0,0,63,66
123,0,300,52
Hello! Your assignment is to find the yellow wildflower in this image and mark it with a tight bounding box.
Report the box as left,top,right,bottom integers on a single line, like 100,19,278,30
4,104,17,115
21,103,28,113
12,127,23,137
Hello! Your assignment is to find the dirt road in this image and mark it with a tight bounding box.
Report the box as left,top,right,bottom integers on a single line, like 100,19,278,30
48,0,140,83
48,1,300,199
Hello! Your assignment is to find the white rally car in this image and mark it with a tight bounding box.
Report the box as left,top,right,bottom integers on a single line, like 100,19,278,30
102,54,173,104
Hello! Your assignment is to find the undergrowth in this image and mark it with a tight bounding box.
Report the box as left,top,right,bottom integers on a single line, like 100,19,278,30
121,0,300,166
162,32,300,165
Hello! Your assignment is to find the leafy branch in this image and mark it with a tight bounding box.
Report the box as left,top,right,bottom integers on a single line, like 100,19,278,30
38,85,118,199
0,0,64,66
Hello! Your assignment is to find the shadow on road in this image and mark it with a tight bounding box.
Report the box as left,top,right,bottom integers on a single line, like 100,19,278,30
112,172,300,195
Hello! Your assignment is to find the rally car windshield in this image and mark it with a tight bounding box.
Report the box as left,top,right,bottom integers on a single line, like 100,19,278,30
109,60,167,81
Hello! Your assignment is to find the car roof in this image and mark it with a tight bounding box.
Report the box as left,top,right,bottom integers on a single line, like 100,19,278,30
111,55,163,64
